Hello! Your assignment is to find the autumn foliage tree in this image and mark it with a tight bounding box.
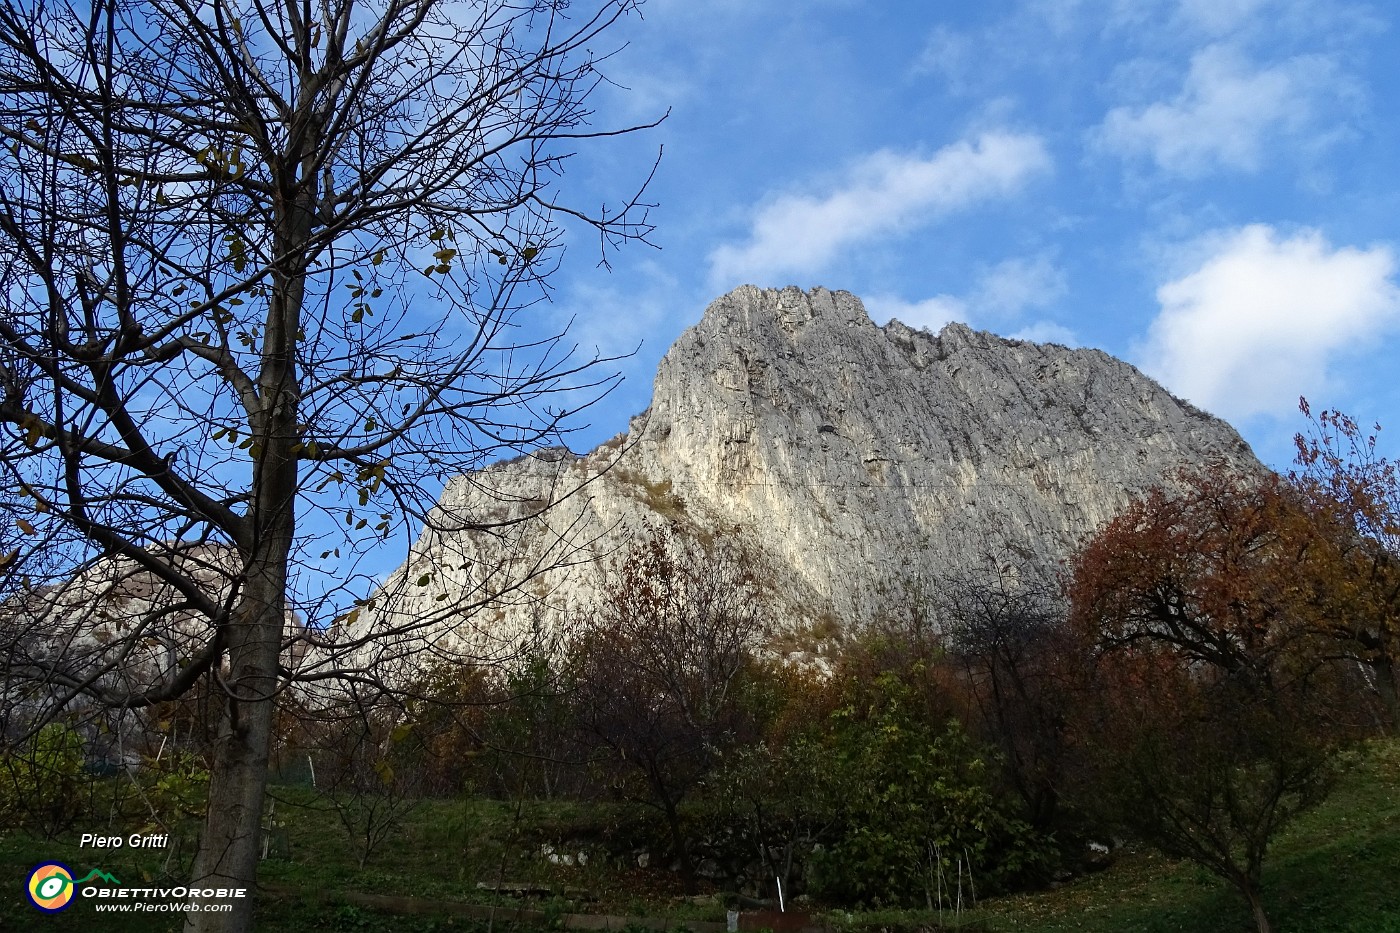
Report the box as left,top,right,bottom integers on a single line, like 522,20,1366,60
569,524,767,892
1068,463,1363,933
1290,399,1400,728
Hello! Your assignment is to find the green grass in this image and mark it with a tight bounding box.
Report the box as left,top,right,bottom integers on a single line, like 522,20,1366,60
966,739,1400,933
2,741,1397,932
1,833,184,932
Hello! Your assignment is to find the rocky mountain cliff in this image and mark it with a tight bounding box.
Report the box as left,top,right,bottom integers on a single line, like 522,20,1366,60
349,286,1257,661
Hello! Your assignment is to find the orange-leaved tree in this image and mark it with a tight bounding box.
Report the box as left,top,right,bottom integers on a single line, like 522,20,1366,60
1291,399,1400,728
1068,462,1362,933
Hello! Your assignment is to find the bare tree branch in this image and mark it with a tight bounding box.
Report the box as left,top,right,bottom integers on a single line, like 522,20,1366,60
0,1,658,929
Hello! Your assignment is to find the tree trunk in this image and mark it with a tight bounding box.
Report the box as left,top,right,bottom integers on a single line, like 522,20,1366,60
184,579,284,932
184,449,297,933
1247,890,1272,933
1240,878,1272,933
659,791,696,894
185,199,303,929
1371,657,1400,734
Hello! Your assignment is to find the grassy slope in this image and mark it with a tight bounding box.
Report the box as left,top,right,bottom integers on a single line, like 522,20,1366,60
2,741,1396,932
970,739,1400,933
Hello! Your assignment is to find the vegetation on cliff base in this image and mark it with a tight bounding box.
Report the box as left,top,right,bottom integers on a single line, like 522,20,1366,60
2,403,1395,931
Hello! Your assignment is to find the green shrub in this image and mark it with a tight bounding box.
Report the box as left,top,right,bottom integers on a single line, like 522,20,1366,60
0,722,88,839
140,748,210,831
810,672,1054,907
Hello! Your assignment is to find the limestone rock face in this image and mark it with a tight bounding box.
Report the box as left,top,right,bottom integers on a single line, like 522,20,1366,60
352,286,1256,659
1,544,306,745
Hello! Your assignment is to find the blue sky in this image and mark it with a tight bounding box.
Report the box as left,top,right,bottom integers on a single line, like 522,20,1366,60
538,0,1400,471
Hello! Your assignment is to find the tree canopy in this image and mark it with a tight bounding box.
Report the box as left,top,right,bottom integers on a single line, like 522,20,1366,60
0,0,657,928
1067,460,1374,933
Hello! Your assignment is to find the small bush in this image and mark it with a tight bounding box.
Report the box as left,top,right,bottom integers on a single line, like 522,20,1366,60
0,722,88,839
810,673,1055,907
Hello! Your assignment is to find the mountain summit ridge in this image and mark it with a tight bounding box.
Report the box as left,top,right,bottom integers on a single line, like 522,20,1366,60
353,285,1256,658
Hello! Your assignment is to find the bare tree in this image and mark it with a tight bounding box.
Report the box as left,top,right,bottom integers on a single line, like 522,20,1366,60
304,685,424,870
0,0,657,928
936,562,1072,830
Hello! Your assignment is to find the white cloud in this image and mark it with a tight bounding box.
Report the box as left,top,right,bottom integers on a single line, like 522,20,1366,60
548,262,680,362
1011,321,1079,345
912,25,973,89
971,255,1067,319
1137,224,1400,421
1094,44,1342,176
864,294,966,333
865,254,1069,339
707,132,1050,288
1174,0,1274,36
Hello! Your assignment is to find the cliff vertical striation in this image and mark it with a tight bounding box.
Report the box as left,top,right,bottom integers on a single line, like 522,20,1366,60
348,286,1256,660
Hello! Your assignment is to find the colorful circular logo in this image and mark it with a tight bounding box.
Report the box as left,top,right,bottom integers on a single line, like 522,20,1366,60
26,862,76,912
